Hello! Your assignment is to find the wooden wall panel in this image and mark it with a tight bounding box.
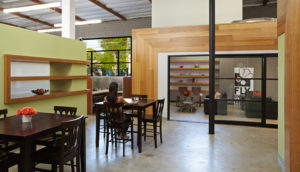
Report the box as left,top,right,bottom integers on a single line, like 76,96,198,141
285,0,300,171
278,0,288,35
132,21,277,99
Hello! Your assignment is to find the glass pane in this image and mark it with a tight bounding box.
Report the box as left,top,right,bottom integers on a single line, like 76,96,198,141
119,50,131,62
119,63,131,76
84,37,131,51
216,57,262,78
90,51,118,63
266,80,278,124
267,57,278,79
92,64,118,76
216,78,261,101
213,100,262,122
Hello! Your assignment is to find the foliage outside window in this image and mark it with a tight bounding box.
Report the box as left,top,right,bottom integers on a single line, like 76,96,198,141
85,37,131,76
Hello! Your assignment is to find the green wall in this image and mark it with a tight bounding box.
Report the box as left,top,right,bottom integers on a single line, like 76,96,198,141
0,24,87,115
278,34,285,162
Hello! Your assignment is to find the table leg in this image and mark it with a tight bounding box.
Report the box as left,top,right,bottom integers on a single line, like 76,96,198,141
96,112,100,147
137,108,142,153
20,138,33,172
81,118,86,172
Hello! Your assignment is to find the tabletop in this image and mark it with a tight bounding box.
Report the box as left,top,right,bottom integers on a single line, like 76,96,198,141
0,113,80,139
95,98,156,107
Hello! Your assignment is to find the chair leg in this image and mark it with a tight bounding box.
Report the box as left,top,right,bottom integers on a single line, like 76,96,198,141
154,122,157,148
131,121,134,149
144,121,147,141
160,121,163,144
71,159,75,172
76,155,81,172
59,163,64,172
122,127,125,157
51,164,57,172
111,128,114,145
105,127,109,155
114,128,117,148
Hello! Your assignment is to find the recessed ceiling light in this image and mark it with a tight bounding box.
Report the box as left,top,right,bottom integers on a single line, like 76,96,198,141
3,2,61,13
38,28,62,33
54,19,102,28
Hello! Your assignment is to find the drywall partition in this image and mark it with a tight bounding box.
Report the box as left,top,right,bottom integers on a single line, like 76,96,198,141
0,23,87,115
152,0,242,27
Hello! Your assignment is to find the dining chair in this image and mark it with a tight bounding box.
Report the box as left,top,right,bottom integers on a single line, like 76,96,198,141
191,87,201,107
0,109,20,152
33,116,84,172
54,106,77,116
142,98,165,148
104,102,134,157
34,106,78,147
0,150,20,172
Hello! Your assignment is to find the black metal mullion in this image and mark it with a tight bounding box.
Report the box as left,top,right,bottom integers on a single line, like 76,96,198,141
117,50,120,76
209,0,215,134
261,56,267,125
90,51,93,76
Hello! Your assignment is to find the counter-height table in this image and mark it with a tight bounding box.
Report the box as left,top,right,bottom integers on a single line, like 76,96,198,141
0,113,86,172
95,98,156,153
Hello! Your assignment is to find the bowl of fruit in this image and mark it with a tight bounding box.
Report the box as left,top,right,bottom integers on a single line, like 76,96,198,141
31,88,49,95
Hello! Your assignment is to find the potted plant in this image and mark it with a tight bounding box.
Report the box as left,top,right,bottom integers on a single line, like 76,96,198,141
16,107,37,123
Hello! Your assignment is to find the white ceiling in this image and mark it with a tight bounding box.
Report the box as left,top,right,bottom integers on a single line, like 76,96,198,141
0,0,276,31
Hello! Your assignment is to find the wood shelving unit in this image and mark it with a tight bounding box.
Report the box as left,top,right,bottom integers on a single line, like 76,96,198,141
11,75,88,81
4,54,90,104
170,82,219,86
170,89,209,93
170,60,220,63
170,67,220,70
170,75,220,78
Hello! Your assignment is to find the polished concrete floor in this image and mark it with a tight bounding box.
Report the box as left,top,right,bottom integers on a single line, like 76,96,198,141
11,115,281,172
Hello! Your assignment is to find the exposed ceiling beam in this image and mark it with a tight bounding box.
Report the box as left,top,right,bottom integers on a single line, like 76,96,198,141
0,21,26,29
263,0,269,6
0,7,54,27
89,0,127,21
29,0,85,21
149,0,152,3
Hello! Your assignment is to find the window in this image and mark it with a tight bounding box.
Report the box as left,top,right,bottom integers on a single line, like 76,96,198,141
83,37,132,76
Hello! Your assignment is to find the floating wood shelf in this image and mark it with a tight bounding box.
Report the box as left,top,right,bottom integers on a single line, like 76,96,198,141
170,68,220,70
170,75,220,78
170,82,219,86
170,60,220,63
170,89,209,93
11,75,88,81
7,90,89,104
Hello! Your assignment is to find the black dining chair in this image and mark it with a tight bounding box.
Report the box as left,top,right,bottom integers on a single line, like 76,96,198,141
54,106,77,116
142,98,165,148
33,116,84,172
0,109,20,152
0,150,20,172
104,102,134,157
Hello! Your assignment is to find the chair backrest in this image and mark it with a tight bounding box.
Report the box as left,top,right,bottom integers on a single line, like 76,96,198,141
178,87,188,95
0,109,7,120
60,116,84,158
132,94,147,100
154,99,165,121
54,106,77,116
104,102,125,123
192,87,201,96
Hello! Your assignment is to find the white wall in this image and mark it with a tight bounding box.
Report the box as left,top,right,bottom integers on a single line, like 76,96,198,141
152,0,243,27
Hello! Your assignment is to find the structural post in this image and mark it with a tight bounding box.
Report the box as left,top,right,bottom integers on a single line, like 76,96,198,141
208,0,215,134
62,0,75,39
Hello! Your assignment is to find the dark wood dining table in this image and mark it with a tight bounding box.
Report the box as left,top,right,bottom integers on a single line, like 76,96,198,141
95,98,156,153
0,113,86,172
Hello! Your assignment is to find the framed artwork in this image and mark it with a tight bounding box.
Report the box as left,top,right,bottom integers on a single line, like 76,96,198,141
234,67,254,96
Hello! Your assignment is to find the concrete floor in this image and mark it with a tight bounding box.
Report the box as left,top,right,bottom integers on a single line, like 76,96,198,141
11,115,281,172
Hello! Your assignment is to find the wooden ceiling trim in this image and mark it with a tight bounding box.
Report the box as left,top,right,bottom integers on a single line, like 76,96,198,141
0,7,54,27
89,0,127,21
29,0,85,21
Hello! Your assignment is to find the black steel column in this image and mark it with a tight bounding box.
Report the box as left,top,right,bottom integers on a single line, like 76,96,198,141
167,56,171,120
209,0,215,134
90,52,93,76
117,50,120,76
261,56,267,125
